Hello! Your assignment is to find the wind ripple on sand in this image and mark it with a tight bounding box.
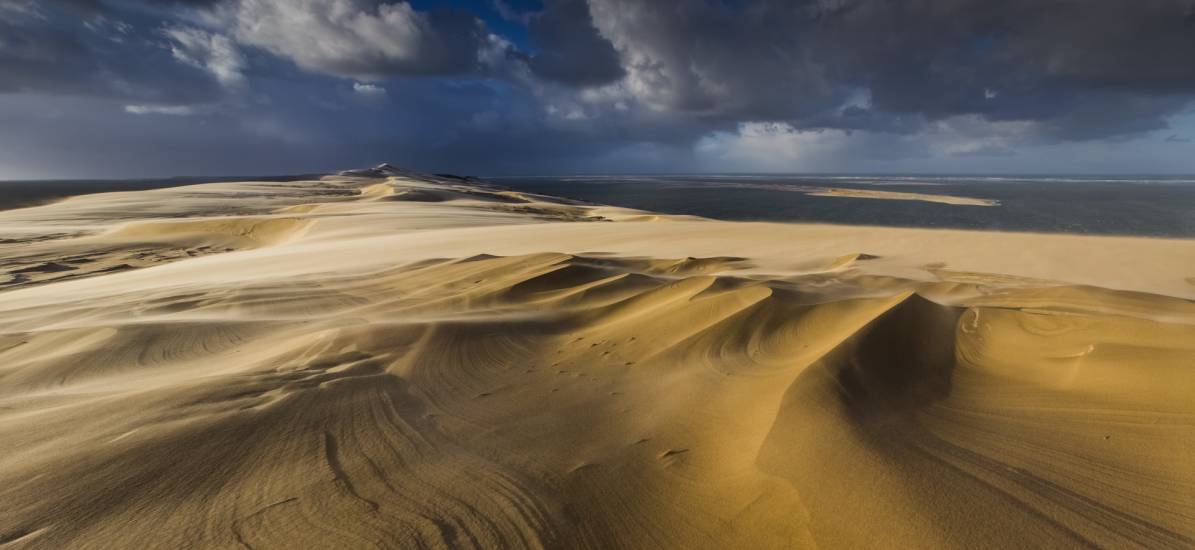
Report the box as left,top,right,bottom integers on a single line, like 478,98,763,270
0,174,1192,549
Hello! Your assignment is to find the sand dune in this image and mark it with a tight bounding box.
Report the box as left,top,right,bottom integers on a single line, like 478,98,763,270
1,167,1192,548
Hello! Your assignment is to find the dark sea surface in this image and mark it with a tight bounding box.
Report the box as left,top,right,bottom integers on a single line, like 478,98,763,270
0,174,318,212
491,175,1195,237
5,173,1194,238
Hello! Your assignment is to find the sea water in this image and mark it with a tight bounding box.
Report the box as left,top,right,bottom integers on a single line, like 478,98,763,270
492,174,1195,237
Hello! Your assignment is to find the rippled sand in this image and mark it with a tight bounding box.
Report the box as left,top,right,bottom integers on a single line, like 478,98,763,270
1,166,1192,548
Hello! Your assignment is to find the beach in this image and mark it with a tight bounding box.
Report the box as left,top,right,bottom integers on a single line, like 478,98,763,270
1,166,1192,548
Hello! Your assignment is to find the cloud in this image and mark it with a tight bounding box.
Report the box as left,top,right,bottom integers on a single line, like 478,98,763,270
0,3,223,103
0,1,41,19
125,104,198,115
353,82,385,95
823,0,1195,140
526,0,623,87
583,0,1195,143
163,26,246,88
587,0,836,118
493,0,535,25
8,0,1195,177
695,122,931,172
695,114,1042,172
0,13,95,94
923,116,1032,157
214,0,485,79
352,82,387,101
32,0,1195,150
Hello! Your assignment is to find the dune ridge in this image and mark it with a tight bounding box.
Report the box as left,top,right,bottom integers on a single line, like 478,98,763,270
0,167,1192,549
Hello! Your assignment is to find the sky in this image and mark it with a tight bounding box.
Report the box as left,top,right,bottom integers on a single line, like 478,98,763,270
3,0,1195,179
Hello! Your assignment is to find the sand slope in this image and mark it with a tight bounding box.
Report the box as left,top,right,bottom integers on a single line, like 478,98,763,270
1,168,1193,549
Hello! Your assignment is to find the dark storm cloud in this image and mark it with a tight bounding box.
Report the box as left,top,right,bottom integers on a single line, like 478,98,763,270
21,0,1195,137
6,0,1195,178
526,0,624,87
0,17,94,94
588,0,840,119
583,0,1195,140
804,0,1195,139
0,3,223,102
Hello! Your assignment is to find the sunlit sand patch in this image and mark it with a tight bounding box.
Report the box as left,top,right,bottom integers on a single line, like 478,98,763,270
805,186,1000,206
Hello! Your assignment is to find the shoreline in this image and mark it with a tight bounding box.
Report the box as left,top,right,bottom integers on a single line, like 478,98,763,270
492,175,1195,238
8,171,1195,239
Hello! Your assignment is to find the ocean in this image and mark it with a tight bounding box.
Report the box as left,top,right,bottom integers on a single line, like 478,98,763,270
4,173,1193,238
0,174,319,212
491,174,1195,237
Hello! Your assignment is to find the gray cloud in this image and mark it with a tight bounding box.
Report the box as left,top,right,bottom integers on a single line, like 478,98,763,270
216,0,485,79
6,0,1195,178
164,26,246,88
124,104,198,115
0,21,94,95
0,2,226,103
526,0,624,87
588,0,838,119
579,0,1195,142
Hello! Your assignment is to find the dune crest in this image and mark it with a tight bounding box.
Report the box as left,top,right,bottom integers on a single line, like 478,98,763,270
0,170,1192,549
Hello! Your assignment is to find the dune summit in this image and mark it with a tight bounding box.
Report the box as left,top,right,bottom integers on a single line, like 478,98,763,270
1,167,1193,549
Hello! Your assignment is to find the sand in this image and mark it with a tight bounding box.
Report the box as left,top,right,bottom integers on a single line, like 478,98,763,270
1,166,1192,549
807,186,1000,206
706,181,999,206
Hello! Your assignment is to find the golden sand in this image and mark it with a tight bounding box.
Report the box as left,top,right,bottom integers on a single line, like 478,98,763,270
0,171,1192,548
807,186,1000,206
